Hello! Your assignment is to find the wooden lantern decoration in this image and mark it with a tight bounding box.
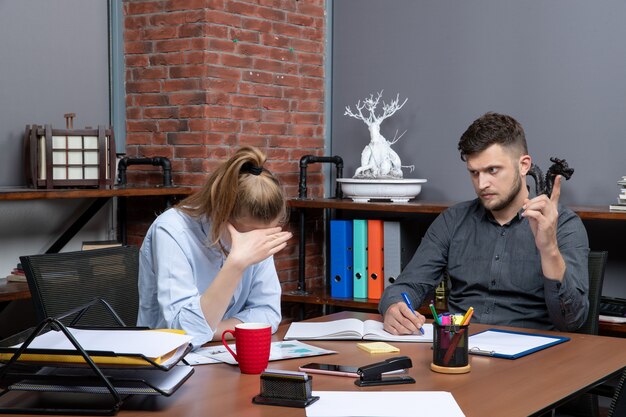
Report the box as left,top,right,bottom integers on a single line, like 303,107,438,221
24,114,116,189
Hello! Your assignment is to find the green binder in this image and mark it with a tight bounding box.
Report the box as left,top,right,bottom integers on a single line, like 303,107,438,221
353,219,368,298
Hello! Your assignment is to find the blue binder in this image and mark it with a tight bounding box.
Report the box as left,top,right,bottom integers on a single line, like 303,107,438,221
352,219,368,298
330,220,353,298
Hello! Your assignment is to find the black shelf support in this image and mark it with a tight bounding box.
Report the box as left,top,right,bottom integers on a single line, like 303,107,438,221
292,155,343,306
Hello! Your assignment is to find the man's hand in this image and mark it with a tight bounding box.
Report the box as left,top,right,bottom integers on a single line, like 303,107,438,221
522,175,565,281
383,301,426,335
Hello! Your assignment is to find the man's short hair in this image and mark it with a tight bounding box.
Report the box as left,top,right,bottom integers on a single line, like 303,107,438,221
458,112,528,161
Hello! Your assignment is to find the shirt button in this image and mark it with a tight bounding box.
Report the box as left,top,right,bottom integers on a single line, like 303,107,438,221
501,231,506,236
491,280,496,285
495,255,500,260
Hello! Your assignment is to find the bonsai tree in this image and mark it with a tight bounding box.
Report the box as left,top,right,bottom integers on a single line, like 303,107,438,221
344,91,414,179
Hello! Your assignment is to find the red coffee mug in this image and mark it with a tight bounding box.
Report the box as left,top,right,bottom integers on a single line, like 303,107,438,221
221,323,271,374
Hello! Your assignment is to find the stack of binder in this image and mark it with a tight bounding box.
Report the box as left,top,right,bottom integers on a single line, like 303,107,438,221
329,219,419,300
0,300,194,415
609,176,626,212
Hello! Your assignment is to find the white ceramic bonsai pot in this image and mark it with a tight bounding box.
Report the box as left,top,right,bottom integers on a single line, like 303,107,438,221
336,178,427,203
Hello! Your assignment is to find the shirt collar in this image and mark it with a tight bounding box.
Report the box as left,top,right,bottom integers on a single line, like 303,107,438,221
478,202,525,227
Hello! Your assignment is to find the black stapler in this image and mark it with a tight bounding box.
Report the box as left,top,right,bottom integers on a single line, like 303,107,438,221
354,356,416,387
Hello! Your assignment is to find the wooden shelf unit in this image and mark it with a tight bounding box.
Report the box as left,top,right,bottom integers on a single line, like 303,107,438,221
0,186,195,201
285,197,626,337
288,198,626,221
0,186,197,303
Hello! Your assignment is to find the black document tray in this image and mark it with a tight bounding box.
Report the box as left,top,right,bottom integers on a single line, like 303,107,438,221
0,299,194,415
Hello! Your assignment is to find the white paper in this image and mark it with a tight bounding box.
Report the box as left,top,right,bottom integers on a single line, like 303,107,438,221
306,391,465,417
16,328,193,359
468,330,561,356
599,314,626,324
182,351,223,365
196,340,335,365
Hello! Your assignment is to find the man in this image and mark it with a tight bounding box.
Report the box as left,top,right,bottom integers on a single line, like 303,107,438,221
379,112,589,335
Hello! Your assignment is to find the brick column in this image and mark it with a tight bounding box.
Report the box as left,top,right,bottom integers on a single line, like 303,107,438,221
123,0,327,294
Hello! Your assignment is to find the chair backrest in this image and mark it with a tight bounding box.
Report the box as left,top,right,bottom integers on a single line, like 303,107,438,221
577,250,608,335
20,245,139,327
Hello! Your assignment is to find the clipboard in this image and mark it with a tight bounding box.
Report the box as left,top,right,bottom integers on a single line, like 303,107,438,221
468,328,570,359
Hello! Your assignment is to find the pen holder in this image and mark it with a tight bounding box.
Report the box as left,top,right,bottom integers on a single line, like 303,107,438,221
431,322,471,374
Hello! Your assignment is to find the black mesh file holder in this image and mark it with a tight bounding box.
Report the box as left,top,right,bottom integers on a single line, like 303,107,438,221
20,245,140,328
0,300,193,415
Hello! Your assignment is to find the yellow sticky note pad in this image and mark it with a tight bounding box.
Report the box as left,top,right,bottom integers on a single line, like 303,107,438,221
356,342,400,354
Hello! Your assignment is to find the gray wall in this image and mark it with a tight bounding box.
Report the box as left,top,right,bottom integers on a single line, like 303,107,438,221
332,0,626,206
331,0,626,298
0,0,113,278
0,0,110,187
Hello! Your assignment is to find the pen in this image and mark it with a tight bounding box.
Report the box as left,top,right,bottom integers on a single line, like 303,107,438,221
462,307,474,325
401,292,425,335
429,301,442,325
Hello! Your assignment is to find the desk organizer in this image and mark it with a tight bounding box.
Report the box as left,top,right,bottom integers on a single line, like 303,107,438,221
252,369,319,408
431,323,471,374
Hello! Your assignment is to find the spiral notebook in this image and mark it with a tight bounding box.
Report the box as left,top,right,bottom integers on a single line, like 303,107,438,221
468,329,570,359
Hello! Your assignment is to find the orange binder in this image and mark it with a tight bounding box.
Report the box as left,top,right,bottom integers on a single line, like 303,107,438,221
367,219,384,299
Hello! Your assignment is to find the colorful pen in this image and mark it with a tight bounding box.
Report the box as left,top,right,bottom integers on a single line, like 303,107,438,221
429,301,441,325
462,307,474,325
401,292,425,335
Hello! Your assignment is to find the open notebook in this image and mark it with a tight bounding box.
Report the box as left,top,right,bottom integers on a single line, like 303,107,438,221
284,318,433,342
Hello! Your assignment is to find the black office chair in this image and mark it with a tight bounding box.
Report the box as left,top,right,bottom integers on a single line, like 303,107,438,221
578,250,608,335
20,245,139,327
555,250,609,417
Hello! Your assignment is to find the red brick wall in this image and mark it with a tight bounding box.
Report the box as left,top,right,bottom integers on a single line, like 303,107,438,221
123,0,327,294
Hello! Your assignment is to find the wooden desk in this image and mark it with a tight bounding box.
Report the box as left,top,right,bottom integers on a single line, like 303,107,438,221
29,311,618,417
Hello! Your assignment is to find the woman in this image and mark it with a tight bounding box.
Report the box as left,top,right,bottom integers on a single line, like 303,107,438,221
137,146,292,348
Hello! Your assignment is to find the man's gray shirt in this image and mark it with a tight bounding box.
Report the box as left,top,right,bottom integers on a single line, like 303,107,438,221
379,199,589,331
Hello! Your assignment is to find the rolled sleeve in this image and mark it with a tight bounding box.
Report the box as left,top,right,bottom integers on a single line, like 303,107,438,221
544,209,589,331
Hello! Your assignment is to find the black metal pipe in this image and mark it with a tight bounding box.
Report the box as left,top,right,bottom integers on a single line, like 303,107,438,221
298,210,306,293
117,156,172,187
295,155,344,297
298,155,343,199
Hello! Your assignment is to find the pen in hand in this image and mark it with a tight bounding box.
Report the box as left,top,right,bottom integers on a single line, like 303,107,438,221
401,292,425,335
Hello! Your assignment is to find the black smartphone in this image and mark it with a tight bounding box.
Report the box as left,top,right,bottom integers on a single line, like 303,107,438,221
298,363,359,377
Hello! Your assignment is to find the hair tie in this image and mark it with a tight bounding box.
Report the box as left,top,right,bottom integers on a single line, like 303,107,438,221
242,163,263,176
